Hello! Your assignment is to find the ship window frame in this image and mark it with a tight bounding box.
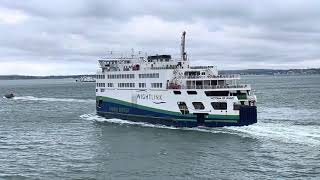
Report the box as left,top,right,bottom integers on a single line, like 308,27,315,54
151,83,162,88
177,102,189,115
139,83,146,88
138,73,159,79
205,91,229,96
233,103,241,110
187,91,197,95
173,91,181,95
192,102,205,110
211,102,227,110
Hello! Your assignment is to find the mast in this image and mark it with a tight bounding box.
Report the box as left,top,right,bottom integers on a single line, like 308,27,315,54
181,31,187,61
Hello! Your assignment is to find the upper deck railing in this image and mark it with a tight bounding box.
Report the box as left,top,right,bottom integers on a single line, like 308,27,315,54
150,66,177,70
190,66,216,69
180,74,240,79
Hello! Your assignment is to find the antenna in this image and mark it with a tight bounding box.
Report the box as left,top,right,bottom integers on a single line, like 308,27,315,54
131,48,134,58
181,31,187,61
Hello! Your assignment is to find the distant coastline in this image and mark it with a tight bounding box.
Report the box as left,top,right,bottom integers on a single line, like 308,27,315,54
0,68,319,80
0,75,92,80
220,68,320,75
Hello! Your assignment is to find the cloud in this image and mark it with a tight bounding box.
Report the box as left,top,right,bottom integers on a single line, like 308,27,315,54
0,61,97,76
0,0,320,75
0,7,29,24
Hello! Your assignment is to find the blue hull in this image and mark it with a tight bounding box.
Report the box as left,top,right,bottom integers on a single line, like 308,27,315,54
96,97,257,127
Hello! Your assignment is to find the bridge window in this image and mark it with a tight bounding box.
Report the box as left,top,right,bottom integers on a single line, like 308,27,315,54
184,71,200,76
211,102,227,110
192,102,205,110
205,91,229,96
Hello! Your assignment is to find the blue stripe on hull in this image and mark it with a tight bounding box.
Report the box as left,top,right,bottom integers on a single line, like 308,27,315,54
96,99,256,127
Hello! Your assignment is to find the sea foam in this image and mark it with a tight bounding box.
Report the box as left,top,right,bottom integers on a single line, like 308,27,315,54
13,96,95,103
80,112,320,147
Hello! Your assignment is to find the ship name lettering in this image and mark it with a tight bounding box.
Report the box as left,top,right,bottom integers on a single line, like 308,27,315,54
211,97,234,100
137,94,163,100
109,107,129,113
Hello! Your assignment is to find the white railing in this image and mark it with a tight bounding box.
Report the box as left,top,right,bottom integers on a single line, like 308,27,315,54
178,74,240,79
150,66,176,70
190,66,216,69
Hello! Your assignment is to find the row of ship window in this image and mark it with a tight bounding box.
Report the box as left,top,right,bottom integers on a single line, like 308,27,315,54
96,73,159,79
138,73,159,78
178,102,240,115
97,83,105,87
96,83,162,88
174,90,247,97
96,75,105,79
108,74,134,79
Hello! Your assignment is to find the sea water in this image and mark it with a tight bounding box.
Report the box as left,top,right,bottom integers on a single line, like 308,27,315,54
0,76,319,179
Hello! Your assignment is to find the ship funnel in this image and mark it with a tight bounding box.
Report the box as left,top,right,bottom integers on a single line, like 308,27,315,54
181,31,187,61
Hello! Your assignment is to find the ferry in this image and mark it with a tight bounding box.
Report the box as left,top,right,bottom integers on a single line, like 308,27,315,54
76,75,96,82
96,32,257,127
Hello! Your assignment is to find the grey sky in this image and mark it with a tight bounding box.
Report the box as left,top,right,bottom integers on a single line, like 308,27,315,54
0,0,320,75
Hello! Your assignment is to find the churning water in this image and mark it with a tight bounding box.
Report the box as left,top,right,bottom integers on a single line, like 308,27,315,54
0,76,319,179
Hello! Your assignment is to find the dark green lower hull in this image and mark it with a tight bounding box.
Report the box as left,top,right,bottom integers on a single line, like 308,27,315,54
96,96,257,127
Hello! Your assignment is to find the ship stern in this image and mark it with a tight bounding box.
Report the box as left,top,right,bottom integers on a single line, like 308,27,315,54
239,105,257,126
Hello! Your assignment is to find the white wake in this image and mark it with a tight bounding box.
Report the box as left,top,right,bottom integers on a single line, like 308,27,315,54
13,96,95,103
80,112,320,147
226,122,320,147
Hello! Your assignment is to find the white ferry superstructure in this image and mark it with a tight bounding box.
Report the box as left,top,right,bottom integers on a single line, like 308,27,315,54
96,31,257,127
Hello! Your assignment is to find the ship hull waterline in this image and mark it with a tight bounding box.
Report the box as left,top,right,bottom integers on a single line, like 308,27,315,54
96,98,257,128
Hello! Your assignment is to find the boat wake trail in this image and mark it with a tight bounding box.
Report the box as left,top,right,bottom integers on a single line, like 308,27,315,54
228,107,320,147
80,111,320,147
13,96,95,103
81,113,184,130
226,122,320,147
